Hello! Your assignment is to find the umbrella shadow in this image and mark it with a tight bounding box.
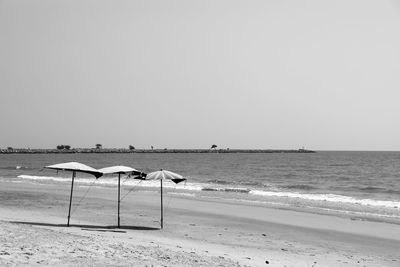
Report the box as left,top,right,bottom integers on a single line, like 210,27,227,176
9,221,160,232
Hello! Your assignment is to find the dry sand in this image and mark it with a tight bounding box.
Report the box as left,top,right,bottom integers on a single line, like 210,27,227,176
1,180,400,266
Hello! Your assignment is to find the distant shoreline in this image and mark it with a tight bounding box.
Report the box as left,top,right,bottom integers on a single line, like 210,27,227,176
0,148,315,154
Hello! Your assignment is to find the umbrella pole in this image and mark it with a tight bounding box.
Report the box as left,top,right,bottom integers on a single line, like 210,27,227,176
67,171,76,227
160,179,163,229
118,173,121,228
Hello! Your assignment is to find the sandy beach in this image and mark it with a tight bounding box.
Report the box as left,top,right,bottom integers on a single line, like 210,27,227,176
1,180,400,267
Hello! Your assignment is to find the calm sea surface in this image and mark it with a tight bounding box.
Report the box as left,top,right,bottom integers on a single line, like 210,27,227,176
1,151,400,223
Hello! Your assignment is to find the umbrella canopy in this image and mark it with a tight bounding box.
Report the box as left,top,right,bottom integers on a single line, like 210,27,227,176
99,165,142,175
44,162,103,226
145,169,186,184
98,165,144,228
144,169,186,229
45,162,103,178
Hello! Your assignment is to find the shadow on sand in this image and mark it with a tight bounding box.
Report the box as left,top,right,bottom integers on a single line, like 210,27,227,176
9,221,160,232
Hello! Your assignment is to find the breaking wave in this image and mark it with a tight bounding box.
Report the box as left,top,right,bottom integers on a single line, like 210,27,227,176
17,175,202,191
202,187,251,193
250,190,400,209
17,175,400,210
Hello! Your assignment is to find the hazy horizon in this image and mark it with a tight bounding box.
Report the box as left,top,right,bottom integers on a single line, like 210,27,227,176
2,145,400,152
1,0,400,151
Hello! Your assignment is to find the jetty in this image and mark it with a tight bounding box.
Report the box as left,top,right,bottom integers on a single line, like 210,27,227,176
0,148,315,154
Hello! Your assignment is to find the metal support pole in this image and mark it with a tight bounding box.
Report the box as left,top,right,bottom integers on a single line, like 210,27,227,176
118,173,121,228
67,171,76,227
160,179,163,229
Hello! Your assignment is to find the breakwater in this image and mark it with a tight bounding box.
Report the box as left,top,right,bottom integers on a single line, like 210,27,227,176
0,148,315,154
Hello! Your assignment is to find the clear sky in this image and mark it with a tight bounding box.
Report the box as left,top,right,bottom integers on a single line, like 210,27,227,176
1,0,399,150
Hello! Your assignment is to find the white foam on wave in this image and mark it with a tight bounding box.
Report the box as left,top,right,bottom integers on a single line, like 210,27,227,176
250,190,400,209
311,206,400,219
202,186,251,193
122,179,203,191
18,175,74,183
17,175,203,191
17,175,400,210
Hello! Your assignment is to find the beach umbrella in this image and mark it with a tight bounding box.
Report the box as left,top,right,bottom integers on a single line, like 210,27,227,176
98,166,144,228
144,169,186,229
45,162,103,226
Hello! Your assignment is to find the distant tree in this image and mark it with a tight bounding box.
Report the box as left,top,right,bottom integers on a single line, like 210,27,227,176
151,146,154,150
129,145,135,150
56,145,64,150
64,145,71,150
95,144,102,149
7,147,13,150
211,144,217,150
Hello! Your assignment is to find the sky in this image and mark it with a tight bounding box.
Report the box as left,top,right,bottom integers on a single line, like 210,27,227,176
0,0,400,150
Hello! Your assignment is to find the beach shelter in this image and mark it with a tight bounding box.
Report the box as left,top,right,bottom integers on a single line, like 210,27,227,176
144,169,186,229
45,162,103,226
98,166,144,228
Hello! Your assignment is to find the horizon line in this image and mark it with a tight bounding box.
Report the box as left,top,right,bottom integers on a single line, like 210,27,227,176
1,147,399,152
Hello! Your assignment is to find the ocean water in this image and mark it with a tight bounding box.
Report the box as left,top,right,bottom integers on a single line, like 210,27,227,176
1,152,400,223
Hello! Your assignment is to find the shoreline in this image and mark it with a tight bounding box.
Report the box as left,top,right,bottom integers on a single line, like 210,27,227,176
15,174,400,226
1,180,400,266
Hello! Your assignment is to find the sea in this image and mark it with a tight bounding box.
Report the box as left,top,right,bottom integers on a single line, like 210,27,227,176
1,151,400,224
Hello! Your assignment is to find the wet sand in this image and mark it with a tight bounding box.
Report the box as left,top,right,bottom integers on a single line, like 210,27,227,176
1,180,399,266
